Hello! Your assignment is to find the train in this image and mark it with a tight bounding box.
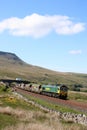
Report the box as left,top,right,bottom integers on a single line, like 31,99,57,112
19,83,68,99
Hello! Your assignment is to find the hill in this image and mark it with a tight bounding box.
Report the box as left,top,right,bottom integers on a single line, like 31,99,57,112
0,51,87,89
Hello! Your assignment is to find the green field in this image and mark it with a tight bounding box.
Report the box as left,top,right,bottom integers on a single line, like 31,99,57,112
0,85,87,130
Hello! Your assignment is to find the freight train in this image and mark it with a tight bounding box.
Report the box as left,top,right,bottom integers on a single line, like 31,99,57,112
20,83,68,99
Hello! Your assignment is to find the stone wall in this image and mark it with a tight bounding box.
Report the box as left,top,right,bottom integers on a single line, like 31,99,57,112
14,92,87,126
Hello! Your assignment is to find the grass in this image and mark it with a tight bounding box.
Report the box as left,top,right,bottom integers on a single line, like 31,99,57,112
17,91,84,114
68,91,87,102
0,94,40,112
1,108,87,130
0,86,87,130
0,105,86,130
0,113,18,129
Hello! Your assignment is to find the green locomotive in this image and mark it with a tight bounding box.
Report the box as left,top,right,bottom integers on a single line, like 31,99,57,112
41,84,68,99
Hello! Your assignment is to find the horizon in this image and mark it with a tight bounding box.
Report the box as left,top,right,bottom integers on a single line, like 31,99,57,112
0,50,87,75
0,0,87,74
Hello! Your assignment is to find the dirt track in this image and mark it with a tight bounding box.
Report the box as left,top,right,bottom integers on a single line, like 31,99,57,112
16,88,87,113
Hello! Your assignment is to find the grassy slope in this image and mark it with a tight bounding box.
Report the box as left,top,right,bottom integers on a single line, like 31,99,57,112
0,51,87,88
0,86,87,130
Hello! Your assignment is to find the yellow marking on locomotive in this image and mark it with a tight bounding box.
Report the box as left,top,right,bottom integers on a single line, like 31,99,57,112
57,90,60,94
45,88,50,91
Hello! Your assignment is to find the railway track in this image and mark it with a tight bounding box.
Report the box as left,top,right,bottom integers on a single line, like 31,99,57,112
16,88,87,113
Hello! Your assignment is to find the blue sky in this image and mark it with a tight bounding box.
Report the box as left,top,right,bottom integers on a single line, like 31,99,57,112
0,0,87,74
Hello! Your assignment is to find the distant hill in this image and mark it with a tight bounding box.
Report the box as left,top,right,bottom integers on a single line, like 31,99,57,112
0,51,26,65
0,51,87,89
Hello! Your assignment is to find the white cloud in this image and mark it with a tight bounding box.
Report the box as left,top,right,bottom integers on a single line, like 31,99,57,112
0,13,85,38
69,50,82,54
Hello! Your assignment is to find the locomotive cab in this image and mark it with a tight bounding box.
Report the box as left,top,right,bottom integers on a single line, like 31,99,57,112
59,85,68,99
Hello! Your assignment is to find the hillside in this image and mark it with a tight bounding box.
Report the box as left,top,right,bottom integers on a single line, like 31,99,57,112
0,51,87,88
0,86,87,129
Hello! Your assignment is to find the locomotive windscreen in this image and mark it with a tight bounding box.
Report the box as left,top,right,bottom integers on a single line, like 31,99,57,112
60,85,68,91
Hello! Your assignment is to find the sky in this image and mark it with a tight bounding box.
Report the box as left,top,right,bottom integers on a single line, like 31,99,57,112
0,0,87,74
